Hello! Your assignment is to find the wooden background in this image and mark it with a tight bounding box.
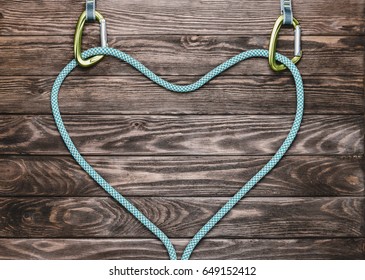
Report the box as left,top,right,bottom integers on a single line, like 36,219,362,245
0,0,364,259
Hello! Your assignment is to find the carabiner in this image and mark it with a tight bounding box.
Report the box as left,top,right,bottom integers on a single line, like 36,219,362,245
74,11,108,67
268,15,302,72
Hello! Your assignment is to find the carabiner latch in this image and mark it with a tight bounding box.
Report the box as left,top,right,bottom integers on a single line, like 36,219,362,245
74,10,108,67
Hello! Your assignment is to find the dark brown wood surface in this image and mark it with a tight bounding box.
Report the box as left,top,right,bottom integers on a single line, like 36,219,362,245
0,76,363,115
0,0,364,260
0,197,363,238
0,115,363,155
0,36,364,76
1,238,364,260
1,0,364,35
0,156,363,197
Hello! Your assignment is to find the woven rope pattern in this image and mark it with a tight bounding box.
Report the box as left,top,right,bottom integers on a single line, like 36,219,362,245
51,47,304,260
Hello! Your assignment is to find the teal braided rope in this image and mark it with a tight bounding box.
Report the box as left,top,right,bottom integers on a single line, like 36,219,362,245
51,47,304,260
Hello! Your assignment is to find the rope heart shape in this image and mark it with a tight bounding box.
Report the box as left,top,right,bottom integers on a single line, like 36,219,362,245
51,47,304,260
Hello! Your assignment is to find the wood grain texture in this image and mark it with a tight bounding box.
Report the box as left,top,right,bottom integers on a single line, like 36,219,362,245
0,0,364,35
0,36,364,76
0,76,363,115
0,156,363,197
0,197,363,238
0,115,363,155
0,238,364,260
0,0,364,261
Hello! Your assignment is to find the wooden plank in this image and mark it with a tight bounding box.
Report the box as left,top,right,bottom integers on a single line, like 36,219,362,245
0,197,363,238
0,36,364,76
0,76,363,115
0,0,363,262
0,115,363,155
0,238,363,260
0,0,364,35
0,156,363,197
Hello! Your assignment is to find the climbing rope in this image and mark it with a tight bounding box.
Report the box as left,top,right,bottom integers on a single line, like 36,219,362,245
51,47,304,260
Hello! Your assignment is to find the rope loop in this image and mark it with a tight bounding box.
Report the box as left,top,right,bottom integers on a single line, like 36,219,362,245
51,47,304,259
